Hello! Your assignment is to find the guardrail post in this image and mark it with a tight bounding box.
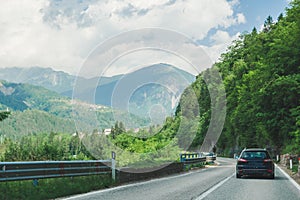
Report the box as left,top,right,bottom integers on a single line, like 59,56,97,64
179,154,184,162
112,151,116,181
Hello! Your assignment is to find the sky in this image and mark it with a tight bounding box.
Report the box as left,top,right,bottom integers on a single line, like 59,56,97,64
0,0,291,77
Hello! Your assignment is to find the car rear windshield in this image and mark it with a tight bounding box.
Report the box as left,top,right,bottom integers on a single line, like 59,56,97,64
241,151,270,159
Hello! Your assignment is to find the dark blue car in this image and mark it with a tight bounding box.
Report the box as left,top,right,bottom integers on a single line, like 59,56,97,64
236,148,275,179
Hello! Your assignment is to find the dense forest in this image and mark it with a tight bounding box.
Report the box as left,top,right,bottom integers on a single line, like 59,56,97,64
183,0,300,155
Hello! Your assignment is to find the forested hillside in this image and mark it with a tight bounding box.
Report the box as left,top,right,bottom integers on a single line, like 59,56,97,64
180,0,300,155
0,80,149,138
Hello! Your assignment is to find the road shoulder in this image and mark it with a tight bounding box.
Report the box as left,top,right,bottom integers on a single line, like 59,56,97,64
276,163,300,186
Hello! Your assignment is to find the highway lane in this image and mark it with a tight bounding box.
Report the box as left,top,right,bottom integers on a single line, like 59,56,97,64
63,158,300,200
202,159,300,200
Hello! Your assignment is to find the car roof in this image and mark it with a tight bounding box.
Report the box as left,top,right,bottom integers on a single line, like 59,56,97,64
243,148,267,151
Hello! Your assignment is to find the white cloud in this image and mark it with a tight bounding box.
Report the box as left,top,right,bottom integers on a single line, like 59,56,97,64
0,0,244,77
78,29,213,77
210,30,232,44
237,13,246,24
229,0,240,7
203,30,240,62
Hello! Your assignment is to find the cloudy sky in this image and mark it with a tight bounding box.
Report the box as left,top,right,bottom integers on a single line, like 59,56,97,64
0,0,290,77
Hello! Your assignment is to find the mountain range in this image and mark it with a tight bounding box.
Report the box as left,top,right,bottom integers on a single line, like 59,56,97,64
0,67,75,93
0,64,195,123
0,80,149,138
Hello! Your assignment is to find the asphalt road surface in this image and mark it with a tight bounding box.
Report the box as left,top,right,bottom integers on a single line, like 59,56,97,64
63,158,300,200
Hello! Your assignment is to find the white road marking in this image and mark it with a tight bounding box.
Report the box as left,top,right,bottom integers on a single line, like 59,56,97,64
61,159,236,200
275,164,300,192
61,168,208,200
195,173,235,200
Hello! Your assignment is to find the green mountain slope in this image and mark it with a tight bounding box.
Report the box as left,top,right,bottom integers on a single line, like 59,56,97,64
0,80,149,138
162,0,300,156
0,110,77,137
0,80,64,111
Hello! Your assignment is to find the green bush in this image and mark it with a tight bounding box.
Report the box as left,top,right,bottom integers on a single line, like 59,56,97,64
0,174,113,200
292,165,299,173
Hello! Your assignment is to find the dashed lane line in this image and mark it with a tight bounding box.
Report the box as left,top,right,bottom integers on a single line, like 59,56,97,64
195,173,235,200
62,168,209,200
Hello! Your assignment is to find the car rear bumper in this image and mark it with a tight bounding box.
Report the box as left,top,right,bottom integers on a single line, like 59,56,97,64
236,168,274,177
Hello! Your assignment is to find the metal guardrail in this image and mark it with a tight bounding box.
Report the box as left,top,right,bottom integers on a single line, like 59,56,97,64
206,156,216,163
180,153,206,164
180,153,216,165
0,152,215,183
0,160,115,182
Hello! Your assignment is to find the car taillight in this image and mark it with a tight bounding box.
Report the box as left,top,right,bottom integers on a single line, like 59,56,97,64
263,159,272,163
238,158,248,163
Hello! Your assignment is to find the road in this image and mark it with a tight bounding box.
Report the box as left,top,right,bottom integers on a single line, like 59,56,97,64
63,158,300,200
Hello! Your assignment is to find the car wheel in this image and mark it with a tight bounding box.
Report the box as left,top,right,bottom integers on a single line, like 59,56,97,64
236,173,241,178
270,173,275,179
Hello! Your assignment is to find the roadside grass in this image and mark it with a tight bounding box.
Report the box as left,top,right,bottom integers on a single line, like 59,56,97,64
0,160,208,199
0,174,113,200
126,159,178,169
183,162,206,171
291,164,299,173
